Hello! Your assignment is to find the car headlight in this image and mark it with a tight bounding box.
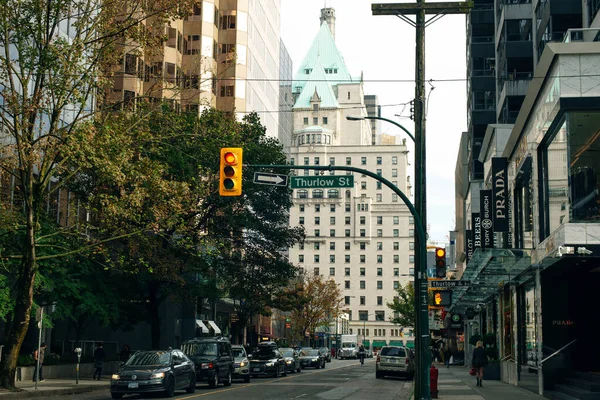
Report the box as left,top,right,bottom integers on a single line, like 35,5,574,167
312,358,319,362
150,372,165,380
266,362,274,367
239,361,246,367
111,374,120,380
286,360,292,364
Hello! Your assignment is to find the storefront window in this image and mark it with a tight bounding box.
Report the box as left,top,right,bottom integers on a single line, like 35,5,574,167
518,280,537,367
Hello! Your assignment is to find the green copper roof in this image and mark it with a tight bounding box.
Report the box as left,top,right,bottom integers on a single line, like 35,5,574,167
292,22,354,109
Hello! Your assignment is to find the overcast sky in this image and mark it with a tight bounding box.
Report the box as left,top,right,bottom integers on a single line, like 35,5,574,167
280,0,468,244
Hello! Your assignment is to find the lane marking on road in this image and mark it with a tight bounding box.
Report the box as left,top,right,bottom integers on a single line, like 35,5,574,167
178,383,252,399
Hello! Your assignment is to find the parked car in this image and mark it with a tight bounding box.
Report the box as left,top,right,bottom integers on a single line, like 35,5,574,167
249,341,287,378
181,337,234,388
280,348,302,373
231,345,250,383
376,346,415,380
299,348,326,369
110,349,196,399
319,347,332,362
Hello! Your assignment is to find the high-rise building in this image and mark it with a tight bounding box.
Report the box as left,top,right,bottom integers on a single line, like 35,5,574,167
364,95,381,145
288,8,414,350
109,0,284,139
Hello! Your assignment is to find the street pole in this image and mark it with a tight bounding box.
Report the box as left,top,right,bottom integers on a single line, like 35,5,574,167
34,307,43,390
371,3,473,399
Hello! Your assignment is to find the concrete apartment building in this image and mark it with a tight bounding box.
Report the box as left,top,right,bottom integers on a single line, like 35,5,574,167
288,8,415,350
453,0,600,397
110,0,287,141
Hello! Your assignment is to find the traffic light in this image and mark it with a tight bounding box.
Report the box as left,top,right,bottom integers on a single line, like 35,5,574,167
435,247,447,278
219,148,243,196
433,291,452,306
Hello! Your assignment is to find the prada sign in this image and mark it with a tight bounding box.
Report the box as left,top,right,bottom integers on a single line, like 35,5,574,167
480,190,493,248
466,230,473,265
492,157,509,232
472,213,482,250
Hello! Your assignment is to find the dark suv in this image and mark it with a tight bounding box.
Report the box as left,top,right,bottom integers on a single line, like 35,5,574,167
181,337,234,388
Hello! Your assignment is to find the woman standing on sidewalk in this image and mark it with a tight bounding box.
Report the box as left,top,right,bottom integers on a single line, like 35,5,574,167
472,341,487,387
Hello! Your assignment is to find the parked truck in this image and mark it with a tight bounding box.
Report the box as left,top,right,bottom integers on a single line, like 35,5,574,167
338,334,358,359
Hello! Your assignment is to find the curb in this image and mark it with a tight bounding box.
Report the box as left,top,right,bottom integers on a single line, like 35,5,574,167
0,385,108,399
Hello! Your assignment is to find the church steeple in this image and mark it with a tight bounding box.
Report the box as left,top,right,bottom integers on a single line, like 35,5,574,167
320,7,336,41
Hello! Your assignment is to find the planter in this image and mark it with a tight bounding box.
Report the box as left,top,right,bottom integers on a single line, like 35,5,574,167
483,361,500,380
16,361,121,383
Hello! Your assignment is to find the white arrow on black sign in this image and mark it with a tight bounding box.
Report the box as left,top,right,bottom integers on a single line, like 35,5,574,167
253,172,289,187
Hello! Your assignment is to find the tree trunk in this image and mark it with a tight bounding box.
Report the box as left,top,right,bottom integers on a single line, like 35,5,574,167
148,283,161,350
0,207,37,389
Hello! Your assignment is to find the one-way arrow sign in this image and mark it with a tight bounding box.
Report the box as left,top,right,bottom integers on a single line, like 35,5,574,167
253,172,289,187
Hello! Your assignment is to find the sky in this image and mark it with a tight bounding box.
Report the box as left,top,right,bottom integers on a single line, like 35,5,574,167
280,0,468,244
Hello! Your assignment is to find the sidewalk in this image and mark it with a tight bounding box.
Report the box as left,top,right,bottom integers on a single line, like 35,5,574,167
432,364,546,400
0,378,108,399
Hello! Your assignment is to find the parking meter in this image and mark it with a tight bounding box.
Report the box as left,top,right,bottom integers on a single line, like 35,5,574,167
75,348,82,384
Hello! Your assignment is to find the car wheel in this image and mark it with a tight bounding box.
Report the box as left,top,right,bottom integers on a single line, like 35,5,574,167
223,369,232,386
322,361,326,369
376,371,383,379
111,394,123,400
164,376,175,398
208,371,219,388
273,366,280,378
186,373,196,393
244,375,250,383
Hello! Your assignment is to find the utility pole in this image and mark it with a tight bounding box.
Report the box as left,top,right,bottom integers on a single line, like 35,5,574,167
372,2,472,399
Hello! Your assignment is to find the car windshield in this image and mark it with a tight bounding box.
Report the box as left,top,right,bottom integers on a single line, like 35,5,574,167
342,342,355,348
232,348,246,358
126,351,171,366
181,342,218,357
282,350,294,357
380,347,406,357
300,350,319,357
255,348,277,360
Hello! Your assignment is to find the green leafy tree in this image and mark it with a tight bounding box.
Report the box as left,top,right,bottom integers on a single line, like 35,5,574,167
387,282,416,328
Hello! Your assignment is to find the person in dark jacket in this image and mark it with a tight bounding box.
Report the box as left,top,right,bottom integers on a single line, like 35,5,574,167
120,344,131,363
93,342,105,380
471,340,487,387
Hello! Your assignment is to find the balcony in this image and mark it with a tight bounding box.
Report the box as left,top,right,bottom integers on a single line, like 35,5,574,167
563,28,600,43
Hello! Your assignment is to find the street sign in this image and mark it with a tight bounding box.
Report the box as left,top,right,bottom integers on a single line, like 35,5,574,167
290,175,354,189
253,172,288,187
429,280,471,288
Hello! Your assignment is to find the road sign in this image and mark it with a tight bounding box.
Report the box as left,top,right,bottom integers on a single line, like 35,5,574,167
253,172,288,187
429,280,471,288
290,175,354,189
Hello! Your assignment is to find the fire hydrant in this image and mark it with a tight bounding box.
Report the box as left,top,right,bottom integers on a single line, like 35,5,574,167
430,364,439,398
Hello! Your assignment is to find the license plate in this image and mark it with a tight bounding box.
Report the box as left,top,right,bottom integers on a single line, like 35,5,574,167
253,368,261,372
128,382,139,389
389,358,397,363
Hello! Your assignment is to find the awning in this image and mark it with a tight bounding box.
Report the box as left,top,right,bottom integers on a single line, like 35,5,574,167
405,341,415,348
372,340,387,347
208,320,221,335
389,341,404,346
196,320,209,334
362,340,370,347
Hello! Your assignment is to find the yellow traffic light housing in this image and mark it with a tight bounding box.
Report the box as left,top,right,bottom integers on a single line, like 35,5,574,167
435,247,447,278
219,148,243,196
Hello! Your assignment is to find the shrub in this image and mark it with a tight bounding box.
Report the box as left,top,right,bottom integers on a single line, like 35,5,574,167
44,353,61,365
17,355,35,367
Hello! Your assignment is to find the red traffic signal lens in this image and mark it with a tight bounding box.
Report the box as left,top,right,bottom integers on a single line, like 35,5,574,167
224,152,237,164
435,248,446,258
224,165,235,177
436,259,446,267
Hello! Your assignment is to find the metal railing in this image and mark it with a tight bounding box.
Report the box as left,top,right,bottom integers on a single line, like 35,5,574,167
563,28,600,43
541,339,577,365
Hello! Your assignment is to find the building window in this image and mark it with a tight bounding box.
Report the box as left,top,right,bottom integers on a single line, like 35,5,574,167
345,229,351,237
361,157,367,165
377,242,383,250
330,242,336,250
376,182,382,190
376,169,382,176
314,267,320,276
394,242,399,250
314,242,320,250
315,229,320,237
360,216,366,225
375,311,385,321
376,157,382,165
360,255,366,263
377,255,383,264
360,296,366,305
360,242,366,250
393,268,399,276
360,281,366,289
377,281,383,289
313,189,324,198
377,267,382,276
330,204,336,212
329,267,335,276
392,169,398,177
409,216,414,224
393,229,399,237
360,268,365,276
393,255,399,263
377,296,383,306
303,117,308,125
345,268,350,276
393,216,399,224
345,280,350,289
299,204,304,212
299,217,304,225
345,255,350,263
330,229,335,237
314,255,320,263
392,156,398,165
377,216,383,225
315,204,320,212
220,85,234,97
409,242,414,250
299,255,304,263
299,243,304,250
409,255,415,263
377,229,383,237
394,281,399,289
345,296,351,305
392,194,398,202
328,189,339,198
304,157,310,165
346,157,351,165
313,117,318,125
409,229,414,236
345,242,351,250
330,255,335,263
345,216,351,225
315,216,320,225
345,203,351,212
359,311,368,321
361,181,367,190
376,194,382,202
314,157,320,165
329,157,335,166
323,117,328,125
330,217,336,225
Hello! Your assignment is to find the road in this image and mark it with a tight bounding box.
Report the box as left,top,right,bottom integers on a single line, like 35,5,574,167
54,359,412,400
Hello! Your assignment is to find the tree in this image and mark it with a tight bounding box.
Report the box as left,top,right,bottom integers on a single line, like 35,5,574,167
0,0,194,388
288,274,343,347
387,282,416,328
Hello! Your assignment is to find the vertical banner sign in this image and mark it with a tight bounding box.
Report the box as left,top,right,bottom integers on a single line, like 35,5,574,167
466,230,473,265
492,157,509,232
472,213,482,250
480,190,494,248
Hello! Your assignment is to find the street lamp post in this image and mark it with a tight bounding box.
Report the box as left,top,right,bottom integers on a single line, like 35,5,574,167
346,115,415,143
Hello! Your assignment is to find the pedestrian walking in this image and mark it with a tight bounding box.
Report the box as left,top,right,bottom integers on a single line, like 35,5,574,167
32,342,47,382
93,342,105,380
120,344,131,363
472,341,487,387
